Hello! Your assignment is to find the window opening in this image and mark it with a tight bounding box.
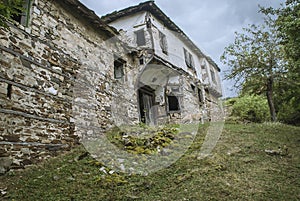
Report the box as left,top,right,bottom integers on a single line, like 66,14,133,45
183,48,194,69
210,69,216,83
159,31,168,55
135,29,146,46
168,96,180,112
11,0,32,26
114,59,125,79
7,84,12,99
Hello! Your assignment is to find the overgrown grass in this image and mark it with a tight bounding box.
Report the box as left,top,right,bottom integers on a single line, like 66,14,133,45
1,123,299,200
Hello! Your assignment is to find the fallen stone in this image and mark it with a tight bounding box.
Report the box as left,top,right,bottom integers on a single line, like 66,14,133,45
0,157,12,175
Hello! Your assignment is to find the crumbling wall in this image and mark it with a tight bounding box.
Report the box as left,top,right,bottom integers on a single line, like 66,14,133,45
0,0,139,171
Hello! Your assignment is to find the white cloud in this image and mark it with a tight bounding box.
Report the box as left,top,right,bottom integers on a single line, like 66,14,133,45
79,0,285,97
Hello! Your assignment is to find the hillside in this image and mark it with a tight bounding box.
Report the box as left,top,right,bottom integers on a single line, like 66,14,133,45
1,123,299,200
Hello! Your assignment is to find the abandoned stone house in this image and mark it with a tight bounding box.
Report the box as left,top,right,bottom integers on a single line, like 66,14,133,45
0,0,222,170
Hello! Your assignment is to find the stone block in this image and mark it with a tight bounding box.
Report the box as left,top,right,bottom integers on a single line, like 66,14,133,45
0,157,12,175
0,82,7,95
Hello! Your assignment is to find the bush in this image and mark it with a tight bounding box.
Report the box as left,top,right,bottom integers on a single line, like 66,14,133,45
277,97,300,126
227,95,270,123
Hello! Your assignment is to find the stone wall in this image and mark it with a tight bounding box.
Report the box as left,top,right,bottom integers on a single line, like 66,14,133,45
0,0,222,172
0,0,139,171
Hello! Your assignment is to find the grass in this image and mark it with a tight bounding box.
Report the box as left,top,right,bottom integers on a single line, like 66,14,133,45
1,122,299,200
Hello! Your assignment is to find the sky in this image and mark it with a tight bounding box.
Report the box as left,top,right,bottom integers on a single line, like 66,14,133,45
79,0,285,97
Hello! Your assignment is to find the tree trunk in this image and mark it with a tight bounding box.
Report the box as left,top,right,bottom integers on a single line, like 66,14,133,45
266,77,277,122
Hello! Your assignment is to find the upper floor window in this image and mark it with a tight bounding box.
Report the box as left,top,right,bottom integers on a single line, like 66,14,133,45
114,58,125,79
11,0,32,27
210,69,216,84
135,29,146,46
183,48,194,69
159,31,168,55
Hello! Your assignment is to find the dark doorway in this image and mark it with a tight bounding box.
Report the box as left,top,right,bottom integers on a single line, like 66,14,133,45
138,85,156,125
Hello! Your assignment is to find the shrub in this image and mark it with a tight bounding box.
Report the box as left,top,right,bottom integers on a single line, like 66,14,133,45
277,97,300,126
227,95,270,123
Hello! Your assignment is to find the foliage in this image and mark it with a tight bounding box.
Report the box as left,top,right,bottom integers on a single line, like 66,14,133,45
0,0,24,27
275,0,300,74
277,96,300,125
221,14,284,122
261,0,300,125
226,95,270,123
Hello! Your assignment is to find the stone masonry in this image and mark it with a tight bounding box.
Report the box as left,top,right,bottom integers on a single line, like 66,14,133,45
0,0,223,172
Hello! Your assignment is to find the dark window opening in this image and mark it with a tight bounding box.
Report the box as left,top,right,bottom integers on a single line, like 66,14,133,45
183,48,194,69
11,0,32,26
114,59,124,79
198,88,203,103
135,29,146,46
168,96,180,112
159,31,168,55
139,58,144,65
7,84,12,99
191,84,196,92
146,19,152,28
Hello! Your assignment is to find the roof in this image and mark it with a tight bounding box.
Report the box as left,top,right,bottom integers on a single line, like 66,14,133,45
101,1,220,72
54,0,119,38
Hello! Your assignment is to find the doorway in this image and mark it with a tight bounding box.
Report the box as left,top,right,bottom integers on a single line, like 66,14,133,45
138,86,156,125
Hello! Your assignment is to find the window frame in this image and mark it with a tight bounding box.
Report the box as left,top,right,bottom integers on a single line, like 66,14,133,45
159,31,168,55
11,0,32,27
210,69,217,84
167,95,181,113
183,48,194,69
135,29,146,46
114,58,125,79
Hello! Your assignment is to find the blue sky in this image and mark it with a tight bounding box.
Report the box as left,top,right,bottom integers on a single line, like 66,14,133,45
79,0,285,97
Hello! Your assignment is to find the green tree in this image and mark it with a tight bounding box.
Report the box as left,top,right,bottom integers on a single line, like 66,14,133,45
262,0,300,125
276,0,300,73
0,0,24,27
221,16,285,122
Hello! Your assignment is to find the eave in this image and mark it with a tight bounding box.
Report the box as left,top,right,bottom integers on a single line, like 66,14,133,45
101,1,221,72
54,0,119,39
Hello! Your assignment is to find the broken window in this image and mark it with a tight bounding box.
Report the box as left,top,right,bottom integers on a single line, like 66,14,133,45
7,84,12,99
198,88,203,103
159,31,168,55
135,29,146,46
11,0,32,26
210,69,216,84
190,84,196,93
114,59,125,79
183,48,194,69
167,96,180,112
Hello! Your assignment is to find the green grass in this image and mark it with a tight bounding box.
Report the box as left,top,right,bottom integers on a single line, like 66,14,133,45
1,123,300,200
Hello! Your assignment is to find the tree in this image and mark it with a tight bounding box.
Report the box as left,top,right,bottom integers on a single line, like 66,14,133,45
221,16,285,122
0,0,24,27
276,0,300,73
262,0,300,125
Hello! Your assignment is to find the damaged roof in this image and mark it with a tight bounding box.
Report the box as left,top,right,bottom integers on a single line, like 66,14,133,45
101,1,220,71
54,0,119,38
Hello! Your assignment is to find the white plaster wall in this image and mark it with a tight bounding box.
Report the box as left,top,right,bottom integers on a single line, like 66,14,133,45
107,11,222,96
109,12,146,31
150,14,203,80
108,12,153,48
